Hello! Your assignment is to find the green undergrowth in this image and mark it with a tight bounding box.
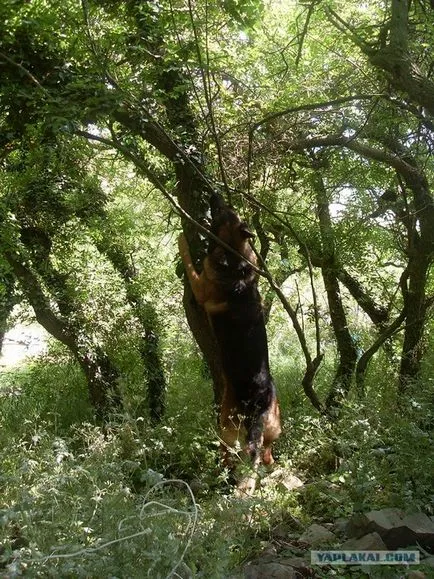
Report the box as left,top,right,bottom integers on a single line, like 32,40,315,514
1,347,433,577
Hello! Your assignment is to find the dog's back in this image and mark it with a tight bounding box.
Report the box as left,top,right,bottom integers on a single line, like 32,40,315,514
208,259,272,409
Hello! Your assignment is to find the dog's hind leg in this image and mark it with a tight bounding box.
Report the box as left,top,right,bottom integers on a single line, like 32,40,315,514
262,397,281,465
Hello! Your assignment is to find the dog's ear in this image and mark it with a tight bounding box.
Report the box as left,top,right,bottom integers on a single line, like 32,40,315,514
240,222,254,239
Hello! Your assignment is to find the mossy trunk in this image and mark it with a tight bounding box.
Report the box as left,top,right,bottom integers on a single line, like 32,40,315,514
5,247,121,419
0,272,16,356
313,172,358,410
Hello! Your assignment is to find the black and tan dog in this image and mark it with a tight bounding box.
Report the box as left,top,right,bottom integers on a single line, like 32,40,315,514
178,194,281,491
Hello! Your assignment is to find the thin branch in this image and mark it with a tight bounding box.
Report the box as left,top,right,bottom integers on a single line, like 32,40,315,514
187,0,230,196
324,7,372,52
326,4,434,116
240,188,323,358
168,0,209,126
285,133,425,183
81,0,99,59
250,93,385,132
74,129,265,276
382,95,434,132
252,244,322,400
356,310,406,395
295,0,317,67
247,129,254,197
0,51,47,93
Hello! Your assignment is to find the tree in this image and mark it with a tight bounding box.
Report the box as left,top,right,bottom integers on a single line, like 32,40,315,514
1,0,432,417
0,135,122,416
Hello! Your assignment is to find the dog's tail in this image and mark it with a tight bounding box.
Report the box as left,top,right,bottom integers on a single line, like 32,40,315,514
245,412,265,466
244,383,274,465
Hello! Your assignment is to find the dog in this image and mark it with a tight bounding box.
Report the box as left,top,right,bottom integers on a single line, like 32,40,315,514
178,194,281,492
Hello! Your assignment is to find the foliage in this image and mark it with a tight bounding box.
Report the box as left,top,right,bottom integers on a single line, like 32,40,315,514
0,0,433,575
0,344,292,577
1,338,433,575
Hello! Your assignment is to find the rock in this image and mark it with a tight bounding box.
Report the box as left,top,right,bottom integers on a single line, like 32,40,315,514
279,475,304,492
244,562,297,578
399,513,434,548
422,556,434,568
345,509,434,549
258,544,278,558
345,512,367,539
345,508,403,539
299,523,336,547
271,515,303,539
279,556,313,575
342,531,388,551
262,468,304,492
280,556,309,567
408,572,426,579
272,523,292,539
333,517,349,536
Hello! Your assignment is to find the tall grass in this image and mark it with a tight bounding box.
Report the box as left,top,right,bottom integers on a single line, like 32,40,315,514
1,326,433,577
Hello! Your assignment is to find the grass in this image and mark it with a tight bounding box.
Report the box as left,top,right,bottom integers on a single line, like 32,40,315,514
0,337,433,577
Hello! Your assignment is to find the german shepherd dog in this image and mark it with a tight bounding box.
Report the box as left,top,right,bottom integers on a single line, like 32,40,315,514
178,194,281,492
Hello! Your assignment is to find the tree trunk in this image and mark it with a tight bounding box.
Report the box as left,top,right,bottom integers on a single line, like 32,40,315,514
176,164,226,406
313,171,358,409
0,271,16,356
4,248,121,419
140,306,166,424
75,346,121,417
91,233,167,423
395,159,434,388
399,252,430,389
322,260,358,409
152,41,226,405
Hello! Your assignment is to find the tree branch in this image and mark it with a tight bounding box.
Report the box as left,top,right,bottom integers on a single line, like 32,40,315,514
250,94,385,133
326,3,434,117
0,51,48,93
356,310,406,395
74,129,266,276
337,268,390,326
295,0,317,67
4,251,74,349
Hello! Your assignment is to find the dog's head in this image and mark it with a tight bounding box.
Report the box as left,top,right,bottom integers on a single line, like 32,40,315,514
209,193,254,252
